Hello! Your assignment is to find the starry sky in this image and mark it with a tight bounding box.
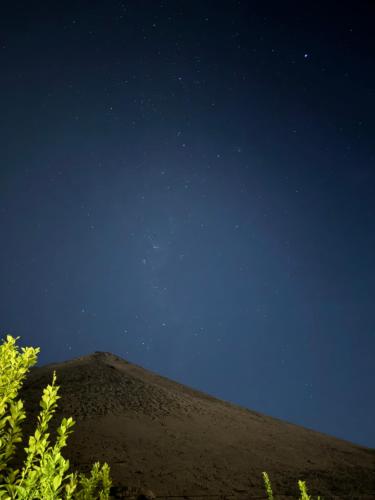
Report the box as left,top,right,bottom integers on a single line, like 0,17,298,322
1,1,374,449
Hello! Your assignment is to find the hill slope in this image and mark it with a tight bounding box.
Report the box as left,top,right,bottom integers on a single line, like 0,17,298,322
9,351,375,498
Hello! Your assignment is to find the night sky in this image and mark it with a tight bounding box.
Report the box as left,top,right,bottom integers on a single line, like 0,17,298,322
1,1,374,449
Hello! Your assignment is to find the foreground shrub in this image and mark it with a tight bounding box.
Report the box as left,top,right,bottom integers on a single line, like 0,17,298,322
0,334,112,499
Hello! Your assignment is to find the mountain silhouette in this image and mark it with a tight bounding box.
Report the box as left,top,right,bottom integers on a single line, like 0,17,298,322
9,351,375,499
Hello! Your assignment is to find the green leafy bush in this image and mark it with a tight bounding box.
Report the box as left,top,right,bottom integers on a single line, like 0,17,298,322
0,334,112,499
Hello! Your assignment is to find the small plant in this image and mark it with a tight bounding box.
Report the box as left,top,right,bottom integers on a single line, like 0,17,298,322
262,470,324,500
262,471,274,500
0,334,112,499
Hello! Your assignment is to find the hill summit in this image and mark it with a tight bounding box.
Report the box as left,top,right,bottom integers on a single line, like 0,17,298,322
10,351,375,498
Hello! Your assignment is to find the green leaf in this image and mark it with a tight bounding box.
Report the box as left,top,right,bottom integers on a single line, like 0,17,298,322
53,475,62,491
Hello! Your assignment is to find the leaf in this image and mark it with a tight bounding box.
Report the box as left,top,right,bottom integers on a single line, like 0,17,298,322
53,475,62,491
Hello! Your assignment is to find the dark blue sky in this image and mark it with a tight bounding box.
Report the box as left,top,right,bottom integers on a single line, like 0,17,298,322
1,1,374,448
